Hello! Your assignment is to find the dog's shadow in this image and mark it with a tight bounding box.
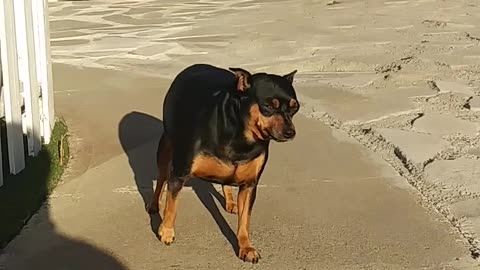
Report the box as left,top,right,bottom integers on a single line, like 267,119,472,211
118,111,239,254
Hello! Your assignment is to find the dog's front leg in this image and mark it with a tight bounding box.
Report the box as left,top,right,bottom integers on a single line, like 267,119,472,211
237,184,260,263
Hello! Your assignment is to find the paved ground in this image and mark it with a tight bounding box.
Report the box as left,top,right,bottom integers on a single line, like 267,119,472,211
2,0,480,269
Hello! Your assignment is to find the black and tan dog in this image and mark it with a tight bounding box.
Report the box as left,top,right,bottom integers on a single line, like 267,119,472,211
147,63,299,263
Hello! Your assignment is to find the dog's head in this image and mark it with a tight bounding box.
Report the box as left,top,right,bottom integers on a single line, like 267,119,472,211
230,67,299,143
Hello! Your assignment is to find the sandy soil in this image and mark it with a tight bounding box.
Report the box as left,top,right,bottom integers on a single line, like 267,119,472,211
2,0,480,269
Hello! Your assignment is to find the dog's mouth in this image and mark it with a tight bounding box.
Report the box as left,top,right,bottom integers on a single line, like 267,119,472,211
261,129,272,140
264,129,290,143
272,136,290,143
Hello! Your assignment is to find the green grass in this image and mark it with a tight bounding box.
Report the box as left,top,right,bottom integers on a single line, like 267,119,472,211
0,119,70,248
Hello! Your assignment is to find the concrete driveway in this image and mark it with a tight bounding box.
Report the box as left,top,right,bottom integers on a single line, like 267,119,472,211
2,0,480,269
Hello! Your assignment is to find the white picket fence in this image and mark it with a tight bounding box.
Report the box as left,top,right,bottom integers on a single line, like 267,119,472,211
0,0,55,187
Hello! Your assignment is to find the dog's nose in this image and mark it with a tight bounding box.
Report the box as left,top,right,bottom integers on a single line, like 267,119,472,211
283,129,296,139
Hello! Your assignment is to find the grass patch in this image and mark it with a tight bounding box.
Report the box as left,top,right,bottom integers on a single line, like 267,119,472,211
0,119,70,248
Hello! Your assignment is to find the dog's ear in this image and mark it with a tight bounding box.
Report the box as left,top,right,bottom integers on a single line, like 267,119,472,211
283,70,297,83
229,67,251,92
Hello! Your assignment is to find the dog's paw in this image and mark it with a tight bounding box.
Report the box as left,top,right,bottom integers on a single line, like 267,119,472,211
225,202,238,214
239,246,261,264
146,202,159,214
159,226,175,245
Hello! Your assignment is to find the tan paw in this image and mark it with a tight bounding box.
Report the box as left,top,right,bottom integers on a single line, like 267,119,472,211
158,226,175,245
239,246,261,263
225,202,238,214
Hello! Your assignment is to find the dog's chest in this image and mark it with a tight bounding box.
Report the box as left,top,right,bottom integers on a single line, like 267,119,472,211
190,152,265,185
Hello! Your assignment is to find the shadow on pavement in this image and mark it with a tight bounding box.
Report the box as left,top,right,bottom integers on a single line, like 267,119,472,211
118,111,239,254
0,121,127,270
1,215,129,270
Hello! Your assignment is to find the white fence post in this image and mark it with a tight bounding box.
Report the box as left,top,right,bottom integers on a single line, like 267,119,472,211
0,0,54,186
14,0,42,157
0,0,27,175
0,50,3,186
33,0,54,144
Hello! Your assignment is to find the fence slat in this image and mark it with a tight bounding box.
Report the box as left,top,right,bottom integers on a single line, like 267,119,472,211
33,0,54,144
14,0,42,157
0,58,3,187
0,0,27,175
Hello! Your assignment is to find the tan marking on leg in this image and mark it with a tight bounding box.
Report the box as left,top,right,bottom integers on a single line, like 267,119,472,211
222,185,237,214
148,134,172,213
235,153,265,263
237,186,260,263
159,180,184,245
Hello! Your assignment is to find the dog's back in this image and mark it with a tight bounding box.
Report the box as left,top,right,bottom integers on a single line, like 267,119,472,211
162,64,238,139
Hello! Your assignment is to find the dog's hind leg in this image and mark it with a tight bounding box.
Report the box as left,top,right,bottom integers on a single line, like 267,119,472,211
159,174,187,245
147,133,172,214
222,185,238,214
